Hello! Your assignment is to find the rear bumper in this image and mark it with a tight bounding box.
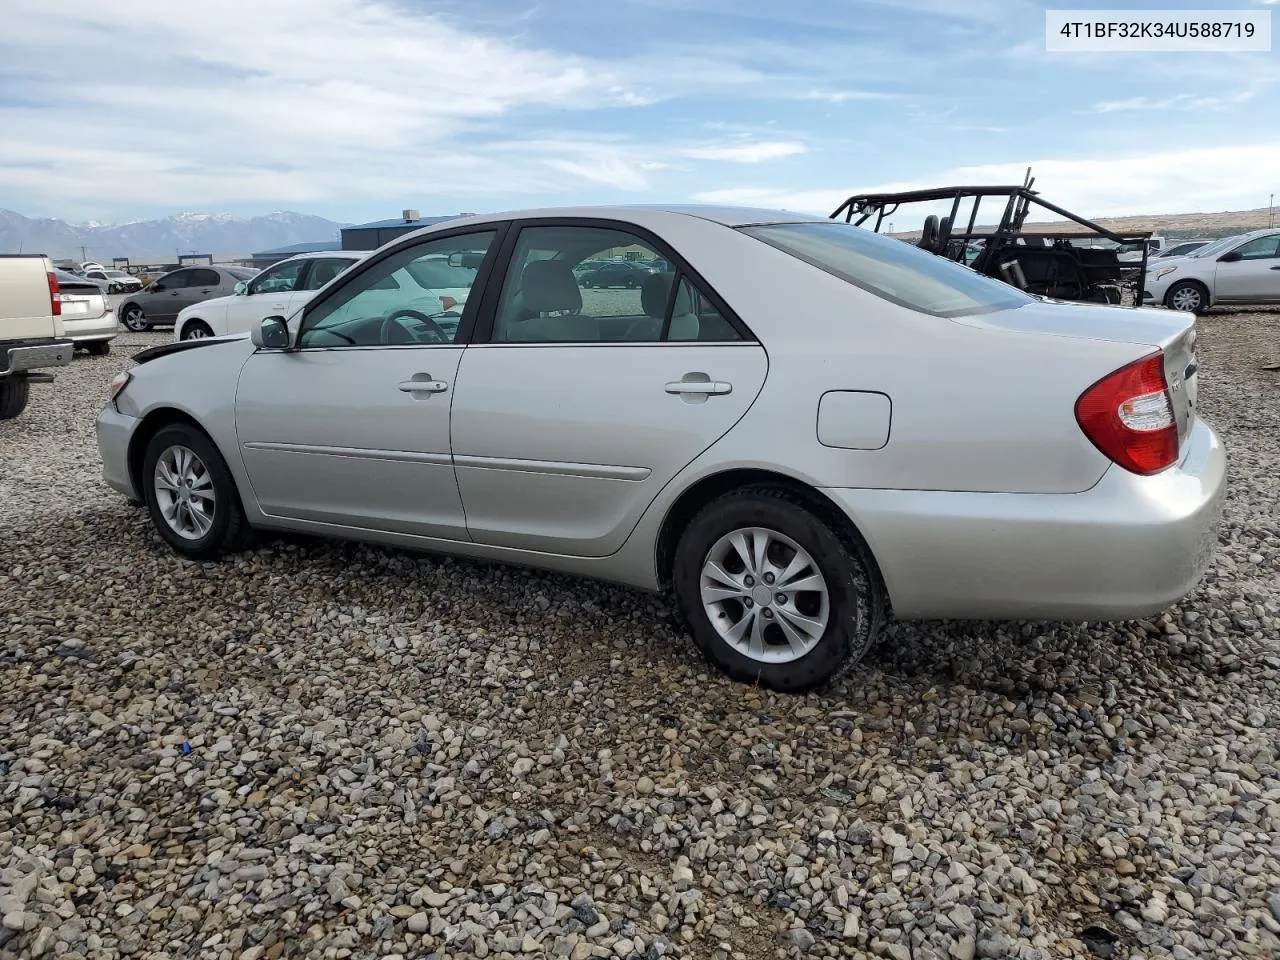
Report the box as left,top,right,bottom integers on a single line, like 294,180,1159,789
96,404,140,500
1,338,75,376
63,313,120,343
824,417,1226,620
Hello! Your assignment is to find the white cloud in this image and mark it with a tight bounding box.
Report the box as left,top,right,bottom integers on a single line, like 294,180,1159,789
677,142,809,163
1095,89,1262,113
800,89,898,104
0,0,764,216
693,144,1280,222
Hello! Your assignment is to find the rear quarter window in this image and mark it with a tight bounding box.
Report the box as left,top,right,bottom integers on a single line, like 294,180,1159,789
742,221,1032,318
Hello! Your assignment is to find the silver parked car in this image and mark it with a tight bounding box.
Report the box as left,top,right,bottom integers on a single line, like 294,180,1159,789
95,205,1225,691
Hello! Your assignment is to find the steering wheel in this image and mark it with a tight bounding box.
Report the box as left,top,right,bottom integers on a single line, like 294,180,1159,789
380,310,449,345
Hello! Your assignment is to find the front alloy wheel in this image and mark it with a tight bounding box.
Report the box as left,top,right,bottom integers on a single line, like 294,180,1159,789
141,424,255,559
154,445,216,540
122,305,149,331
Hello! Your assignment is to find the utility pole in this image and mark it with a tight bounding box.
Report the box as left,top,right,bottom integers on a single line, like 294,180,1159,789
80,245,87,262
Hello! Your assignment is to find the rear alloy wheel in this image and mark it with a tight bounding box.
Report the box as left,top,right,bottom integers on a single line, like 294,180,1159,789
142,424,254,559
121,305,150,331
673,486,884,692
624,277,638,289
181,320,213,340
581,278,595,289
1166,281,1206,313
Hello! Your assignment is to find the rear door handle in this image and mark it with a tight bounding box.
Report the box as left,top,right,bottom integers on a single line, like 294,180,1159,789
398,379,448,394
665,380,732,395
1269,265,1280,270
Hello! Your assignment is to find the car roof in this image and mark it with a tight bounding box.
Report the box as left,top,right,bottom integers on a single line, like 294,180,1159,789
279,251,367,262
397,204,829,235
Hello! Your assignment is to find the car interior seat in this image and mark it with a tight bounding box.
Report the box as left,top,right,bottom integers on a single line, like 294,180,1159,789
625,273,700,341
502,260,597,342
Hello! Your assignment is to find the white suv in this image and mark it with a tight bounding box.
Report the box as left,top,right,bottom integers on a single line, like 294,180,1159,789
1143,230,1280,313
174,252,366,341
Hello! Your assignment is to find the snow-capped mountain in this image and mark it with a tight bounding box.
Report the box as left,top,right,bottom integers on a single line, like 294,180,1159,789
0,209,349,259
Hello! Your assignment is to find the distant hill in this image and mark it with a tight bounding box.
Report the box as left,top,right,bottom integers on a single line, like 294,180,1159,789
0,209,349,260
890,205,1277,241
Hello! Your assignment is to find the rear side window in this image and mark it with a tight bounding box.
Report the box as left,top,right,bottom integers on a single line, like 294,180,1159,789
742,221,1032,318
189,268,220,287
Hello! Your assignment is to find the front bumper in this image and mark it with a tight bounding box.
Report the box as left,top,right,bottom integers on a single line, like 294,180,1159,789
96,404,140,500
1,338,74,376
824,417,1226,621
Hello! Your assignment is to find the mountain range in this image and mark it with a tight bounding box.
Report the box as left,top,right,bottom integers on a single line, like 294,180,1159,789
0,209,350,261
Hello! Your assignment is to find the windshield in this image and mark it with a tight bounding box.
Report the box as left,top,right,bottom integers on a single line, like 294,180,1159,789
1185,236,1240,259
404,259,476,289
227,266,258,280
742,221,1031,318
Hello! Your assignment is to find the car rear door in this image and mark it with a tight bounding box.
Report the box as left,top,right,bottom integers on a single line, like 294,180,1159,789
449,220,767,558
1213,234,1280,302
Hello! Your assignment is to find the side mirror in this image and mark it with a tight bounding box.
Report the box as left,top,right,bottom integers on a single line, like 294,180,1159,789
234,281,248,295
1218,250,1242,262
252,316,291,350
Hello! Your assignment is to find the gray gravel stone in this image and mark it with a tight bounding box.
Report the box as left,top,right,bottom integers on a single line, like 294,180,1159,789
1,319,1278,959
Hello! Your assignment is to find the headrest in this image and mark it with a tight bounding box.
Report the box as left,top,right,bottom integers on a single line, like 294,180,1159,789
641,272,674,318
522,260,582,314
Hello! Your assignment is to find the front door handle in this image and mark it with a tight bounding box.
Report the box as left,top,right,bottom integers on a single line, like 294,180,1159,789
398,379,448,394
1269,265,1280,270
666,380,732,395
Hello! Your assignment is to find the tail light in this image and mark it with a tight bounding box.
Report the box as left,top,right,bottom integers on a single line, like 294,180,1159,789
440,296,458,312
48,271,61,316
1075,351,1178,475
108,370,132,405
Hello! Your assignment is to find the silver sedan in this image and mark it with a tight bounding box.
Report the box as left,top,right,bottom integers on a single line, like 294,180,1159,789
95,205,1226,692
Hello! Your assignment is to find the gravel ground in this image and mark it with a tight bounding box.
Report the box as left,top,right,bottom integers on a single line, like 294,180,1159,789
1,313,1278,960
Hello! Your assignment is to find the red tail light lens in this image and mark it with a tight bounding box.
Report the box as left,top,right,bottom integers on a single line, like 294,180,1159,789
440,296,458,312
48,271,61,316
1075,351,1178,475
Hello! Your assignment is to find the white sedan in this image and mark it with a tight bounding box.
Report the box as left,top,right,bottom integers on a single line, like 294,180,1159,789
98,204,1224,692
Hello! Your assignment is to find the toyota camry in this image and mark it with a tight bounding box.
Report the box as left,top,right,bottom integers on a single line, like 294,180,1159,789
96,205,1226,692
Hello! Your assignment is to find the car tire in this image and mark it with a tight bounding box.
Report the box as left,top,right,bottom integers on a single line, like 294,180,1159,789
624,277,638,289
672,485,885,692
0,378,31,420
581,278,595,288
86,341,111,356
121,304,150,331
1165,281,1208,313
141,424,255,560
181,320,214,340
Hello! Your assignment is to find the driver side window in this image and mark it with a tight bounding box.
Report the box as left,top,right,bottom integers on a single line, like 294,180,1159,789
298,231,495,349
248,259,306,295
1233,235,1280,260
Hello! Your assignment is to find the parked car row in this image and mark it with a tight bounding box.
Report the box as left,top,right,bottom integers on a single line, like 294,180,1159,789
94,204,1224,692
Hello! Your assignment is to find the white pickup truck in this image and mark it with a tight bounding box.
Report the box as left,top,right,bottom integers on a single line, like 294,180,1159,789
0,254,75,420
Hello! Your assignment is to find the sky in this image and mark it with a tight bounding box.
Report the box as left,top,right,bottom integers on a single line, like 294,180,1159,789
0,0,1277,226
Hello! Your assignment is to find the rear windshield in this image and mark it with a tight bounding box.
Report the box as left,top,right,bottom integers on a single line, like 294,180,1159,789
741,221,1031,318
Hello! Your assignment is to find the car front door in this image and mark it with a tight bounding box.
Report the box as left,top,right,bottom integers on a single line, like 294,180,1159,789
449,221,768,558
144,269,195,323
1214,234,1280,301
224,259,309,336
233,229,500,538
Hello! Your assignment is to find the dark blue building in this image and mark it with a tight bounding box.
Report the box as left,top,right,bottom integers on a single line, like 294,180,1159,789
339,210,472,251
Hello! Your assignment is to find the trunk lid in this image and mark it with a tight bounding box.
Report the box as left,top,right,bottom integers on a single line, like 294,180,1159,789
955,299,1198,450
